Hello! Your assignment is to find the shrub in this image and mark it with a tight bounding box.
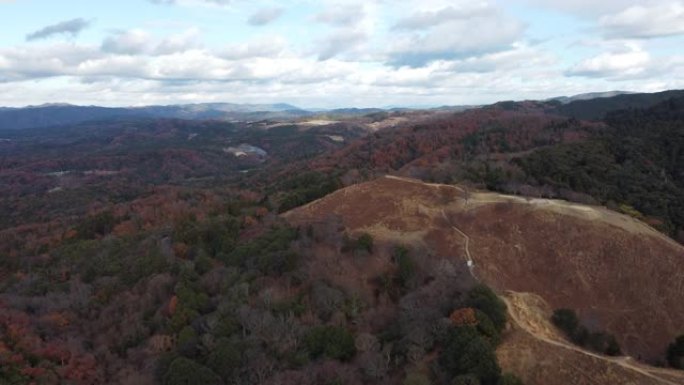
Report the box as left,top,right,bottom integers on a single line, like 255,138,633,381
357,233,374,253
668,335,684,369
177,326,197,348
205,339,242,380
551,309,579,337
403,371,431,385
311,281,345,321
225,225,298,273
163,357,222,385
305,326,357,361
467,285,507,332
498,373,524,385
604,335,622,356
452,374,481,385
439,326,501,385
552,308,621,356
395,246,416,289
74,210,117,240
474,310,501,347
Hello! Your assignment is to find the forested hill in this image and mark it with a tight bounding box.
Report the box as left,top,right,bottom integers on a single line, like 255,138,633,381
1,91,684,385
0,103,308,130
519,96,684,240
300,95,684,243
553,89,684,120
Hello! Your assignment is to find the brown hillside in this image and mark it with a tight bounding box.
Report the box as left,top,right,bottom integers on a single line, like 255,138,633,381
284,176,684,383
498,291,684,385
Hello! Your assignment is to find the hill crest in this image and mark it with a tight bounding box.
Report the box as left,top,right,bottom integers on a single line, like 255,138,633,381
284,175,684,384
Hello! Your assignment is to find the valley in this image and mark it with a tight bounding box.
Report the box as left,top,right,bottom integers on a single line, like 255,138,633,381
1,90,684,385
4,1,684,383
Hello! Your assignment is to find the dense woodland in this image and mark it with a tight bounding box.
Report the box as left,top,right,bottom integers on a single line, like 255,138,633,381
1,93,684,384
517,97,684,238
307,97,684,243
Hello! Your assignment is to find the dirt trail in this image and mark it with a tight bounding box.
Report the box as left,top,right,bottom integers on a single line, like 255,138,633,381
441,210,476,277
442,200,684,385
501,293,684,385
385,174,465,192
284,175,684,384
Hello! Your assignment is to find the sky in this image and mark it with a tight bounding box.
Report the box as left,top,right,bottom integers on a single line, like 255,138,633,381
0,0,683,108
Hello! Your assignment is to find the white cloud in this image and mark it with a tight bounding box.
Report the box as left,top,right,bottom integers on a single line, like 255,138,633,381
101,28,202,56
248,7,284,26
0,43,102,81
449,44,557,73
219,35,287,60
154,28,202,55
316,29,367,60
600,2,684,38
26,18,91,41
513,0,645,16
388,4,525,67
148,0,233,6
392,4,493,30
101,29,152,55
309,3,373,61
0,0,682,107
314,4,365,27
567,44,651,78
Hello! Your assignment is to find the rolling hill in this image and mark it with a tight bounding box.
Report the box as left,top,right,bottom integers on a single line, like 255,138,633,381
553,89,684,120
2,90,684,385
0,102,309,130
284,175,684,385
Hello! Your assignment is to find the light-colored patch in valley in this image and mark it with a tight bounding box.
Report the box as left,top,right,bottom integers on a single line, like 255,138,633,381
299,119,340,126
325,135,345,142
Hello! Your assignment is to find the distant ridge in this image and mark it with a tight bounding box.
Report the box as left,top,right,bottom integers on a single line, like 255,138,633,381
550,91,634,104
0,102,412,130
0,102,308,130
3,89,684,129
555,89,684,120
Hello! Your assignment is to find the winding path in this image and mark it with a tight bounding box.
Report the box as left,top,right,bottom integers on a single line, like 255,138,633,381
439,202,683,385
441,210,475,278
385,175,684,384
501,294,683,385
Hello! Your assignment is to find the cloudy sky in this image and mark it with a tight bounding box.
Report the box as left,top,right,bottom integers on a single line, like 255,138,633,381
1,0,683,108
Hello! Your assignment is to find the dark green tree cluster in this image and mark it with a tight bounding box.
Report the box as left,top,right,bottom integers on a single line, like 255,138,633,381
667,335,684,369
395,246,416,289
73,210,119,240
437,285,522,385
466,285,508,332
173,214,241,258
517,97,684,239
342,232,374,254
224,225,299,275
162,357,222,385
439,326,501,385
277,172,342,213
304,325,357,361
551,309,621,356
356,233,374,253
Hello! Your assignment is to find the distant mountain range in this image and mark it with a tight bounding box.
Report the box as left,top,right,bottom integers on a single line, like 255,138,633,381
0,102,403,130
1,90,683,130
0,103,311,130
549,91,634,104
553,89,684,120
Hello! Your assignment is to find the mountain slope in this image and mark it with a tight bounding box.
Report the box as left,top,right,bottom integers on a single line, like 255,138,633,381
554,89,684,120
284,176,684,384
550,91,633,104
0,103,308,130
499,292,684,385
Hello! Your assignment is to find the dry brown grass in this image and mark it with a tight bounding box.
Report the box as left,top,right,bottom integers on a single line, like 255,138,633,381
499,291,684,385
284,175,684,384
